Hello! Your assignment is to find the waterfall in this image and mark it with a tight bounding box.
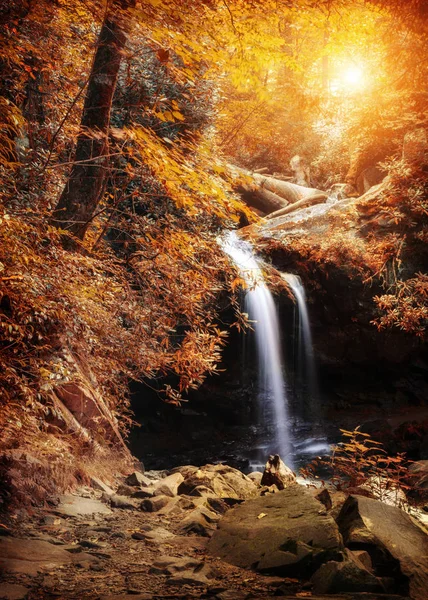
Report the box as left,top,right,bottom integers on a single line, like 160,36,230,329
282,274,320,417
221,231,293,468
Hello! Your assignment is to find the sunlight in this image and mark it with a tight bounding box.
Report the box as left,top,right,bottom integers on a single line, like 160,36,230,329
343,65,364,87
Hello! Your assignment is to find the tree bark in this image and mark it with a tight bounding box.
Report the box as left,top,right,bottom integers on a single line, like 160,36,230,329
51,0,134,243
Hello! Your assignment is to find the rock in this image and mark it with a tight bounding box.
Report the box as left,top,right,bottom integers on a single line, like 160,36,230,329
409,460,428,500
206,497,230,515
310,554,383,593
309,487,332,510
0,537,97,576
350,549,373,571
166,571,210,586
247,471,263,486
207,484,342,577
356,166,386,195
260,485,278,495
337,494,428,600
55,494,112,517
186,485,217,498
140,495,171,513
260,454,296,490
90,476,115,496
109,494,138,510
116,483,136,497
178,507,219,537
0,583,29,600
176,464,258,500
131,489,154,499
149,555,203,575
153,472,184,497
43,515,62,526
150,555,216,587
125,471,150,487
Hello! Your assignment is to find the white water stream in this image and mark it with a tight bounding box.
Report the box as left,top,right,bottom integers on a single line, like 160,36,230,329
282,273,320,416
222,231,293,467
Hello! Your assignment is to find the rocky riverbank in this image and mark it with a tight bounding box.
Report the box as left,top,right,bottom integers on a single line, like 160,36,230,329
1,461,427,600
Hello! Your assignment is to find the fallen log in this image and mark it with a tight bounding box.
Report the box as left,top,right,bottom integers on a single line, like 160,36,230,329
228,164,326,215
265,192,328,220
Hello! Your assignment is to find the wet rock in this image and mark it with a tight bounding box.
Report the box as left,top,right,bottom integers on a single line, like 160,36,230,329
176,464,258,500
140,495,171,513
260,454,296,490
337,494,428,600
207,484,342,576
0,583,29,600
125,471,150,487
109,495,138,510
56,494,112,517
153,472,184,497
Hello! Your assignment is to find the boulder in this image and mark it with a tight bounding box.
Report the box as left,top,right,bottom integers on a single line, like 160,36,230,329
310,552,383,594
140,495,171,513
109,495,138,510
116,483,137,497
260,454,296,490
176,464,258,500
337,495,428,600
153,472,184,498
178,507,219,537
125,472,150,488
207,484,342,577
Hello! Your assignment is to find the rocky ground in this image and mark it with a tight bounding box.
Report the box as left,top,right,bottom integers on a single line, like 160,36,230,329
0,461,427,600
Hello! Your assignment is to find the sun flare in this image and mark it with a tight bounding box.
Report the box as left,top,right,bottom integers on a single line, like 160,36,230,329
343,65,364,87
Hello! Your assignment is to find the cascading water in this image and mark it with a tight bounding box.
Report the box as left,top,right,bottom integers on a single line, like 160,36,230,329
282,274,320,418
222,231,293,467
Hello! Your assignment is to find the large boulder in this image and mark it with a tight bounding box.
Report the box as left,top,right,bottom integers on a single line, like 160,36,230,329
175,464,258,500
337,495,428,600
207,484,342,577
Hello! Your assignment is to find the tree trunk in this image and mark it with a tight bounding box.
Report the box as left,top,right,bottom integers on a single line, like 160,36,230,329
265,193,328,220
51,1,134,243
228,164,326,215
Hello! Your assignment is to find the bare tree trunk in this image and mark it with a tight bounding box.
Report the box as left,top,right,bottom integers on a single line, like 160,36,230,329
51,1,134,243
